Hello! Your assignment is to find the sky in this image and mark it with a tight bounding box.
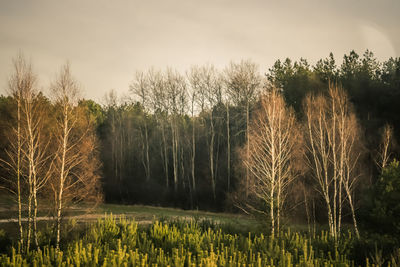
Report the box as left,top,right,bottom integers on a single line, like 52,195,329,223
0,0,399,102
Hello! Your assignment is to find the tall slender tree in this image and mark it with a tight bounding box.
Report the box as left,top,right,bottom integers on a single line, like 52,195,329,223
225,60,261,196
51,63,102,249
130,72,151,181
165,68,187,192
21,69,51,251
148,70,170,188
304,84,362,239
243,89,300,237
0,53,30,250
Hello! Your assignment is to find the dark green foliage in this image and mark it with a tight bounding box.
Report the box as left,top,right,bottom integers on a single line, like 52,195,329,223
79,99,105,127
361,160,400,237
267,58,323,113
0,230,11,254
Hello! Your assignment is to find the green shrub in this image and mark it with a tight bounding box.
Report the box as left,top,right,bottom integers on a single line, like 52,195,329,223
361,159,400,238
0,215,398,266
0,229,11,253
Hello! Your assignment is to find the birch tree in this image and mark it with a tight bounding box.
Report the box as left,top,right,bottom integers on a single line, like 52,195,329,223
20,69,51,251
0,53,30,250
304,84,362,239
376,124,394,170
51,64,78,249
244,89,299,237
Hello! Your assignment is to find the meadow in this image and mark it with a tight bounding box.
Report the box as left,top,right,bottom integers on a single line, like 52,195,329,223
0,208,399,266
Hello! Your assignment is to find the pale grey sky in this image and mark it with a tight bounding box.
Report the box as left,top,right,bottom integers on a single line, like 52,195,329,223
0,0,399,101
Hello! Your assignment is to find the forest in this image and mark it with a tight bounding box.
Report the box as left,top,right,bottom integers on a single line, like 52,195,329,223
1,50,400,265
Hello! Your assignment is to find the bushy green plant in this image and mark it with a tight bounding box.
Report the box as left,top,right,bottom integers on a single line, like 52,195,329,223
362,159,400,237
0,215,399,266
0,229,11,253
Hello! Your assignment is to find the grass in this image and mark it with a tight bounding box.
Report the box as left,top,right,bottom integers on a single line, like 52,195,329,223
1,193,399,265
98,203,256,225
2,215,397,266
0,191,255,222
0,191,261,240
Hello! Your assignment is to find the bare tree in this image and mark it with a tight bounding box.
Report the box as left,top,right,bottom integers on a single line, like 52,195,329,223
243,89,300,237
225,96,231,192
304,94,334,236
376,124,394,170
225,60,261,196
165,68,187,192
221,78,232,192
130,72,151,181
50,63,85,249
341,113,361,238
103,90,123,196
20,68,52,251
187,67,200,194
147,69,170,188
304,84,362,239
190,65,222,200
0,53,31,250
0,54,50,251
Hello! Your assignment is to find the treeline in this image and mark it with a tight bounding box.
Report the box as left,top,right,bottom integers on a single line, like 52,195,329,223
98,62,261,209
0,50,400,231
96,50,400,212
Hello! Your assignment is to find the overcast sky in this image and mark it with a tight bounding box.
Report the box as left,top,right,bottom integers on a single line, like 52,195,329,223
0,0,399,101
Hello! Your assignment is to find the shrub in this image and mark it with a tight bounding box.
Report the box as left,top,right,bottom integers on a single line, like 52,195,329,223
361,159,400,238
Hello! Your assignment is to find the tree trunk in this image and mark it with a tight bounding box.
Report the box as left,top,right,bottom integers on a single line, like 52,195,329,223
144,121,150,181
56,186,63,250
33,180,39,249
171,118,179,192
348,192,360,239
338,176,343,235
191,117,196,192
160,121,169,188
56,110,68,250
16,97,23,250
226,103,231,192
270,192,275,239
324,193,335,238
26,184,32,252
246,102,250,197
209,114,216,200
277,179,281,235
304,187,311,235
331,98,338,238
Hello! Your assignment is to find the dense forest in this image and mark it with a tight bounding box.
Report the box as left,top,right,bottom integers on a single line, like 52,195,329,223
1,50,400,241
93,50,399,211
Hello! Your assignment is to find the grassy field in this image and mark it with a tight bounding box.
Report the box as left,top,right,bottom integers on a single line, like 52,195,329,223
0,198,255,225
1,195,400,266
0,193,261,239
1,215,398,266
